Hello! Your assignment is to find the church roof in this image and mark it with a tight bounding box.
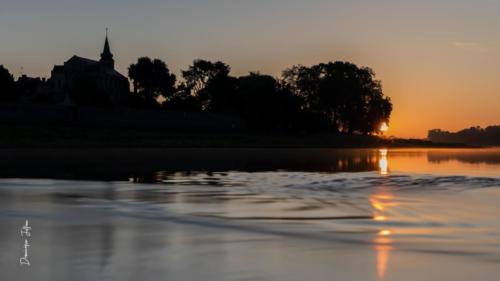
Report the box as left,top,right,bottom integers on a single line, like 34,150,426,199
52,33,126,79
67,55,99,65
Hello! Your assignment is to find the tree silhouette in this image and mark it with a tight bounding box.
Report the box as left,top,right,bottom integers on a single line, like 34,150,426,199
180,59,233,112
201,74,238,113
129,57,176,107
164,83,202,112
165,59,392,134
16,76,43,102
429,126,500,146
282,61,392,134
182,59,230,95
235,73,302,130
0,65,17,102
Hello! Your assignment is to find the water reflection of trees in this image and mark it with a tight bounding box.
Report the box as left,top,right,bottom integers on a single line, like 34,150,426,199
136,153,381,184
0,149,390,182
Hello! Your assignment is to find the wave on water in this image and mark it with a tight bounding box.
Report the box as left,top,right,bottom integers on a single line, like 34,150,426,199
1,172,500,196
2,171,500,264
282,174,500,193
153,171,500,194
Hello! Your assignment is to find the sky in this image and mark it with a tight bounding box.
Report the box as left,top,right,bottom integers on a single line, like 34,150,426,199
1,0,499,138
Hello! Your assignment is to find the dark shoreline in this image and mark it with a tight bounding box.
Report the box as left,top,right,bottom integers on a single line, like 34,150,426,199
0,125,472,149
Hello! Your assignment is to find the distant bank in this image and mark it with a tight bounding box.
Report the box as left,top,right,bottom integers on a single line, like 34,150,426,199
429,126,500,147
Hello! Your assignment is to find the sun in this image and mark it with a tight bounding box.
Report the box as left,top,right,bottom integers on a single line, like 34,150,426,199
380,122,389,133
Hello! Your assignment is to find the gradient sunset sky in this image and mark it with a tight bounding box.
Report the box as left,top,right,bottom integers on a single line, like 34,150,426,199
1,0,499,138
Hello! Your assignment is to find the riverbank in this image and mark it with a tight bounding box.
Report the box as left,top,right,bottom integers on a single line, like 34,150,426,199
0,125,469,148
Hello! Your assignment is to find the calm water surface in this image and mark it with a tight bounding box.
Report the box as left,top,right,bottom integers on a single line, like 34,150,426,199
1,148,500,281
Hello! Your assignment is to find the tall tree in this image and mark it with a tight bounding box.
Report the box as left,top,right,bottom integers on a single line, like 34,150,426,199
129,57,176,107
0,65,17,102
182,59,230,95
282,65,322,111
164,83,202,112
180,59,234,112
282,61,392,134
236,73,301,130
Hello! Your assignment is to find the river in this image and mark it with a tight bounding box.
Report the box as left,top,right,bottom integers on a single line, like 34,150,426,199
1,148,500,281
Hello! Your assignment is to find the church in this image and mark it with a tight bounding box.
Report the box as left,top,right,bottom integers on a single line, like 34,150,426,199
48,33,129,105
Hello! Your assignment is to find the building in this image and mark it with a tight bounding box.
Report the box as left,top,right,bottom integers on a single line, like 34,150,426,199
48,33,129,105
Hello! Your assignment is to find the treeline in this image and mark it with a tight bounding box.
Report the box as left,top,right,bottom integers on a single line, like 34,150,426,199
428,126,500,146
0,59,392,134
0,66,51,104
127,58,392,134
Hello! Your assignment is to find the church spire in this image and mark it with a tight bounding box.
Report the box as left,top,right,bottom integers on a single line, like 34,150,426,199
100,28,114,69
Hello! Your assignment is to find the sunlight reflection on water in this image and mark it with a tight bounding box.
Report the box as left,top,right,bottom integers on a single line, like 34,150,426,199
371,189,396,280
379,149,389,176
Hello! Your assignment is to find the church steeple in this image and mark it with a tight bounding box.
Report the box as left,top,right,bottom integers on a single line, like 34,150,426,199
100,29,114,69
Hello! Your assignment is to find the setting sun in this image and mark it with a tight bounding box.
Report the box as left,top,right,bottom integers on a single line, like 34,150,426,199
380,122,389,133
